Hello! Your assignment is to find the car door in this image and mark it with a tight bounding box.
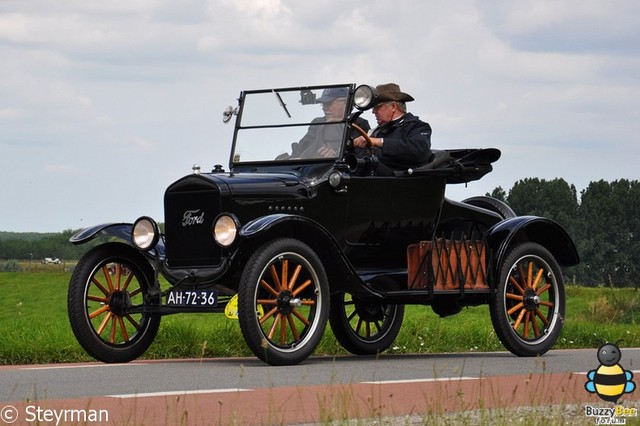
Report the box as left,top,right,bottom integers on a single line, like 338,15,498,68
343,174,446,269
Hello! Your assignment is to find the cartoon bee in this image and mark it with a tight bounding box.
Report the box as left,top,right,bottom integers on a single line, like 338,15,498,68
585,340,636,403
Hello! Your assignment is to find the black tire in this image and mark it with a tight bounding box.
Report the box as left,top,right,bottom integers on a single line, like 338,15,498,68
462,196,516,219
489,242,565,356
329,292,404,355
237,238,329,365
67,242,160,363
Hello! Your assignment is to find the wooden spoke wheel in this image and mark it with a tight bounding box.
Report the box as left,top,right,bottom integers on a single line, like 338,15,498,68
238,238,329,365
490,242,565,356
329,292,404,355
67,243,160,363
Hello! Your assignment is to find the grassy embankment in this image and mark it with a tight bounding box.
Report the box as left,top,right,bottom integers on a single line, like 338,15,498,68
0,269,638,365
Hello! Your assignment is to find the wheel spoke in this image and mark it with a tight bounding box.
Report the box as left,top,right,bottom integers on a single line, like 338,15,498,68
513,307,527,330
517,264,527,290
260,279,279,297
281,260,288,293
121,271,134,292
527,261,533,287
537,283,551,295
91,277,110,297
292,279,312,296
114,265,122,290
89,304,110,320
507,302,524,316
102,266,115,292
292,308,310,326
508,276,525,295
280,315,287,345
109,315,117,343
506,293,523,302
288,265,302,291
96,311,112,335
88,294,108,303
117,316,129,342
124,314,141,331
531,313,540,337
523,312,530,338
535,308,549,326
269,265,283,291
259,307,278,324
267,313,281,339
287,315,300,340
532,269,544,291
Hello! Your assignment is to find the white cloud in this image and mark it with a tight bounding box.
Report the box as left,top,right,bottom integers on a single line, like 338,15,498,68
0,0,639,231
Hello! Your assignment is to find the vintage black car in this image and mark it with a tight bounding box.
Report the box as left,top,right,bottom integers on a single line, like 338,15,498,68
67,83,579,366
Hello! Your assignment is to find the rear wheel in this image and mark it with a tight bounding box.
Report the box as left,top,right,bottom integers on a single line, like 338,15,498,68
490,242,565,356
329,292,404,355
238,238,329,365
67,243,160,363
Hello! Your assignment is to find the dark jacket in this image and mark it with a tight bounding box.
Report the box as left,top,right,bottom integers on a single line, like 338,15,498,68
371,113,432,174
293,116,371,158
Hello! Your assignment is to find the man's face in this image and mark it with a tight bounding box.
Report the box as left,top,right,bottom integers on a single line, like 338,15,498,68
322,98,346,122
373,101,396,125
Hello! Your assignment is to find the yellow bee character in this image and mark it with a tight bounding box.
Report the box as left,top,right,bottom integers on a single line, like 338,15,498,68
585,341,635,403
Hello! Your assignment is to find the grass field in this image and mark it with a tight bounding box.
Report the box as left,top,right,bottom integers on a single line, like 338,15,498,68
0,271,639,365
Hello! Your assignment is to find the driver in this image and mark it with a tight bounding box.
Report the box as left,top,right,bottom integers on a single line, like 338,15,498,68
292,88,370,159
352,83,432,175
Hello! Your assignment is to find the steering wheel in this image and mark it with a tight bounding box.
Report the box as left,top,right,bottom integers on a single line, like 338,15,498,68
349,122,374,147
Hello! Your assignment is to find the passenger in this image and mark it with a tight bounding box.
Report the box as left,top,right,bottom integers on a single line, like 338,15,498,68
352,83,432,175
292,87,370,159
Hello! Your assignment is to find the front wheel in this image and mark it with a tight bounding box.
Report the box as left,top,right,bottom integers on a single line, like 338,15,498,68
490,242,565,356
329,292,404,355
238,238,329,365
67,243,161,363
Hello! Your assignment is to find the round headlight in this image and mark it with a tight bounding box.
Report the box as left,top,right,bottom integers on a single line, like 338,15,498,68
214,214,238,247
354,85,376,110
132,217,159,251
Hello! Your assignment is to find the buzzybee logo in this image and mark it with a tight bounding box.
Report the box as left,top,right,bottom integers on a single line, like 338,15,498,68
585,340,635,403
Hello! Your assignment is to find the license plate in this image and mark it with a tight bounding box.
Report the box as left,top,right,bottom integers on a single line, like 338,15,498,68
165,289,218,307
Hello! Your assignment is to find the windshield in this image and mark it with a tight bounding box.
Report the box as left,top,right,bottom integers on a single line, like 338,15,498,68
231,85,353,164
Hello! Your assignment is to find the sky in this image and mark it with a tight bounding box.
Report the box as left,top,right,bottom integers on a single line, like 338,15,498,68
1,0,639,232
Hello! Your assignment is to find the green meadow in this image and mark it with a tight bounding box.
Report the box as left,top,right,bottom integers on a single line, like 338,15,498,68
0,270,638,365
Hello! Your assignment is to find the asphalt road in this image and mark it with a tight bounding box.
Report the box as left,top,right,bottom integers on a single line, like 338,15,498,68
1,349,639,425
2,348,639,403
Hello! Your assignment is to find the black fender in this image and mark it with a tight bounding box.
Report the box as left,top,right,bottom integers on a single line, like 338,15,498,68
69,223,166,257
487,216,580,273
69,223,133,245
239,214,367,294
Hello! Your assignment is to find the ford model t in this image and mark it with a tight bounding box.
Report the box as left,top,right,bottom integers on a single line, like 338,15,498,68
67,83,579,366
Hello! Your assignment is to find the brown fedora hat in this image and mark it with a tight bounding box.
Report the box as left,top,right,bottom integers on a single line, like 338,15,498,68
375,83,414,103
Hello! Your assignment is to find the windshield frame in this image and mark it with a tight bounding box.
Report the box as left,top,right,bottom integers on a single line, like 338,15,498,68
229,84,356,168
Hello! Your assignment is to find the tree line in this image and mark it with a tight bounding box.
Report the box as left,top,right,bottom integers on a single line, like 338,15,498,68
489,178,640,287
0,230,99,266
1,178,639,286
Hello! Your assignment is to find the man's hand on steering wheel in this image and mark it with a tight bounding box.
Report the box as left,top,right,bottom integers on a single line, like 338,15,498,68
353,136,383,148
350,123,381,149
